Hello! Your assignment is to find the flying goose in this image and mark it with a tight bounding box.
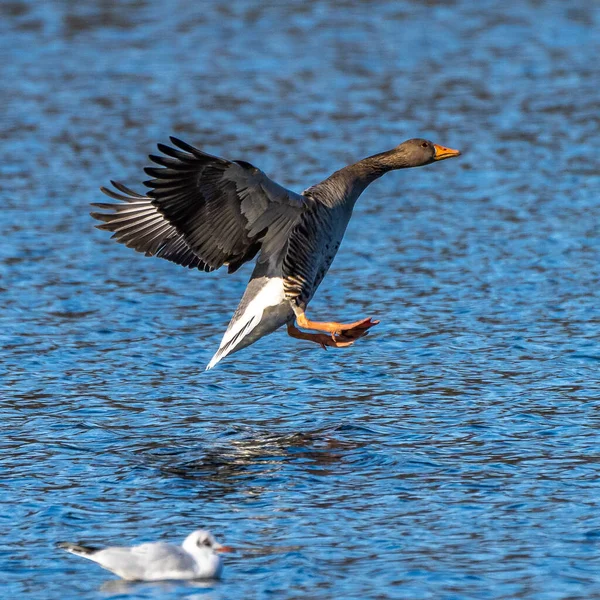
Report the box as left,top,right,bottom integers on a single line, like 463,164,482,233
92,136,460,369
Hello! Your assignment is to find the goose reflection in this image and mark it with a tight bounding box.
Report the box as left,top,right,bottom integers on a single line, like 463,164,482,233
137,425,372,498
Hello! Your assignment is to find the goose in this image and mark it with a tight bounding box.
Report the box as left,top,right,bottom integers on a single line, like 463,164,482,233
58,529,233,581
92,137,460,369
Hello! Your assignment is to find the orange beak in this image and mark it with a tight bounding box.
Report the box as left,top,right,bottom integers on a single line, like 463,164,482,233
214,544,235,553
433,144,461,161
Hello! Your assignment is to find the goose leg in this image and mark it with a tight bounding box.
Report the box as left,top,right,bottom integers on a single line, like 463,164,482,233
286,323,355,349
293,309,379,341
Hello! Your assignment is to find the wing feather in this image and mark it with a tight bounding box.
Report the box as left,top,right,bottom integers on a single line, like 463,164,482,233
91,186,213,271
92,137,310,273
142,137,307,271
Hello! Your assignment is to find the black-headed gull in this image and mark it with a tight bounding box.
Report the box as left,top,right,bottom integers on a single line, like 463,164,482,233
58,529,233,581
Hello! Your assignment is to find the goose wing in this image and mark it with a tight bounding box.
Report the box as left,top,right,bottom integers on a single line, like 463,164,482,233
92,137,308,273
92,181,212,270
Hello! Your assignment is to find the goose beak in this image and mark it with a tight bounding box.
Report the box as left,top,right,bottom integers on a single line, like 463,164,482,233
433,144,461,161
214,543,235,553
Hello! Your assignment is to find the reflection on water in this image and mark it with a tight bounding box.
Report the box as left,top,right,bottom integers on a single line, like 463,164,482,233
100,578,218,599
2,0,600,599
140,426,370,479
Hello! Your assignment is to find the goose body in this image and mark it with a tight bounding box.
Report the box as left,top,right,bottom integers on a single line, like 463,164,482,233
206,201,354,369
92,137,460,369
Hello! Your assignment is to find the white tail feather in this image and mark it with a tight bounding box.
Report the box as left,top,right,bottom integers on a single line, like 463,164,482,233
206,277,285,370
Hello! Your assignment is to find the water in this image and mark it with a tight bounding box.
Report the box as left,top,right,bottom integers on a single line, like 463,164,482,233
1,0,600,598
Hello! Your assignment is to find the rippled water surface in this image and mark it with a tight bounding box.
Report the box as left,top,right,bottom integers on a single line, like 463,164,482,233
2,1,600,598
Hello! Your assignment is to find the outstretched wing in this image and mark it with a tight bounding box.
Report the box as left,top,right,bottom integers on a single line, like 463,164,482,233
92,181,212,271
92,137,308,273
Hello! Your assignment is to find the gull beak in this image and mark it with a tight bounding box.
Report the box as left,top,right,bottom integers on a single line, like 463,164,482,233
214,543,235,553
433,144,461,161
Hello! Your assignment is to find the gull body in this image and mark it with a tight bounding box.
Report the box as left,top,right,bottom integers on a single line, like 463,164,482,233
58,529,232,581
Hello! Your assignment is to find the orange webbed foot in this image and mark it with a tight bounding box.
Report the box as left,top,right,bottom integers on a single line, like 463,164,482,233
330,317,380,341
314,333,357,350
287,323,357,350
289,312,379,349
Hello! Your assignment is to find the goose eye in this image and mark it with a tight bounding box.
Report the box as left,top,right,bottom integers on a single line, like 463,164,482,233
421,142,428,148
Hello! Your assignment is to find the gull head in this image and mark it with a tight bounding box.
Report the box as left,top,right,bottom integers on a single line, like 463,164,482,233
182,530,234,557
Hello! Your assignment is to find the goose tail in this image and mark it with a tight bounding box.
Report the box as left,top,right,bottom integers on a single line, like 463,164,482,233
205,276,287,371
205,318,258,370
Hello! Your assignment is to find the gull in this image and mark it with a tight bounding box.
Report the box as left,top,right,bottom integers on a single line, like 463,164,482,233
92,137,461,369
58,529,233,581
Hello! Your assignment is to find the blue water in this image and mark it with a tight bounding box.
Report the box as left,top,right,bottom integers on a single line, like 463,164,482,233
2,1,600,598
